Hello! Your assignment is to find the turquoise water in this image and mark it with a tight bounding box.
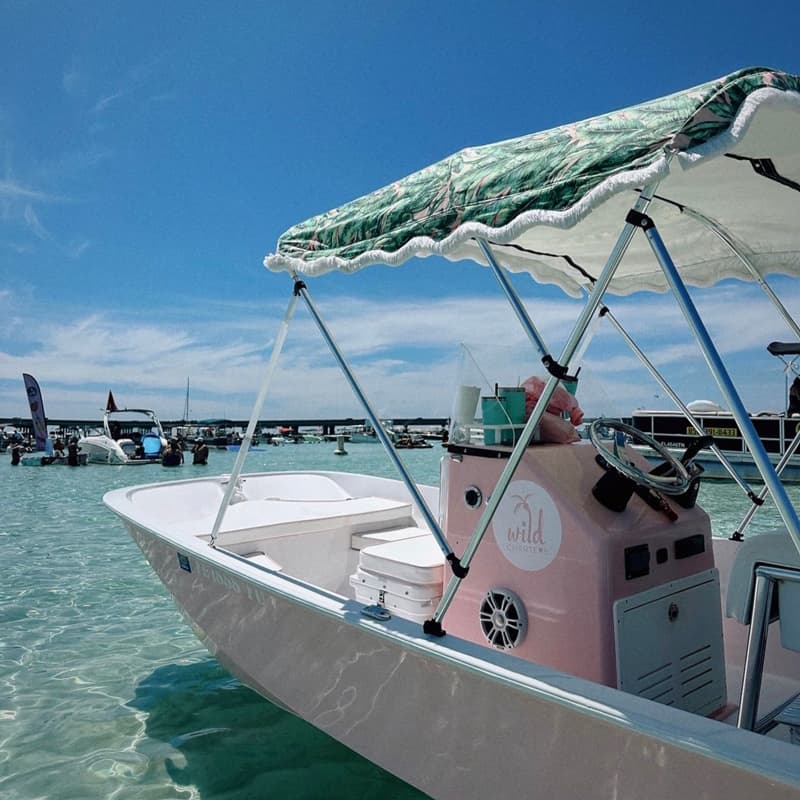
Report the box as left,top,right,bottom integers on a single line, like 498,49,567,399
1,442,798,799
1,444,438,800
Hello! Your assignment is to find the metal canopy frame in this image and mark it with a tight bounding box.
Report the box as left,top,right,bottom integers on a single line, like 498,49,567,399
427,180,668,631
215,153,800,629
630,209,800,555
429,174,800,631
597,304,757,498
209,290,300,546
293,280,459,569
207,278,460,568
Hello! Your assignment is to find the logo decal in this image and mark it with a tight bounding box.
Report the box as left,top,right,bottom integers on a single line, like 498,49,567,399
492,480,562,571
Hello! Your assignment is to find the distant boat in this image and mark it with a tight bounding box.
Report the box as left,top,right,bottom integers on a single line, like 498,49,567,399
393,433,433,449
342,419,397,444
631,395,800,484
78,392,167,465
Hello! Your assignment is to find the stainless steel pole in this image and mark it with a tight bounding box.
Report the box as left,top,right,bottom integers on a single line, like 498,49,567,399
429,180,666,631
294,280,456,565
210,289,299,546
601,305,755,496
635,212,800,554
478,239,549,358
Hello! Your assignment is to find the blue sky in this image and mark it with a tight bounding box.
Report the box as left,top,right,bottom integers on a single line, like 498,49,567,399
2,1,800,424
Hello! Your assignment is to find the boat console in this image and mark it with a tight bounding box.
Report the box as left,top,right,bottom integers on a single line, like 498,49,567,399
441,439,727,715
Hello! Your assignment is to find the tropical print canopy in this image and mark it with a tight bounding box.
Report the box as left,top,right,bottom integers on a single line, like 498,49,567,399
265,67,800,296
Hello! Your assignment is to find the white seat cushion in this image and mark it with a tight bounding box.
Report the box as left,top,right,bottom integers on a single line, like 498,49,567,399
192,495,414,543
351,526,428,550
359,535,445,586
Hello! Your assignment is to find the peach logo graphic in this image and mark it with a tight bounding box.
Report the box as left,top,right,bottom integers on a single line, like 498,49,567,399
492,480,561,571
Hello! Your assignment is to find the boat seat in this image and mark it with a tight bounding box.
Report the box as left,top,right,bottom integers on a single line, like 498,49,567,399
351,526,428,550
725,528,800,628
209,495,415,544
142,434,162,457
246,473,354,502
358,535,445,587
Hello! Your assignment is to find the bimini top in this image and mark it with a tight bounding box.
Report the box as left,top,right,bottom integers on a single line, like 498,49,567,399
265,67,800,296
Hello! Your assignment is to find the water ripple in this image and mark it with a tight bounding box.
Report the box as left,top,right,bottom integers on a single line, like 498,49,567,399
1,447,434,798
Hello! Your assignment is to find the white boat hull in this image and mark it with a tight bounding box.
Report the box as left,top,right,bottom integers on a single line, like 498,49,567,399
106,470,800,799
79,407,168,465
79,435,128,464
79,434,165,465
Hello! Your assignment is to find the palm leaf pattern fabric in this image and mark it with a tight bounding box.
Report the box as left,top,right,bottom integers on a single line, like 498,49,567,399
268,68,800,274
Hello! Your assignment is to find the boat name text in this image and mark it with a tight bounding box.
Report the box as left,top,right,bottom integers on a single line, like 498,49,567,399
197,560,269,603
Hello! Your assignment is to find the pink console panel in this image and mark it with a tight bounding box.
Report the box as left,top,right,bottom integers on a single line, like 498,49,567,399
442,441,715,686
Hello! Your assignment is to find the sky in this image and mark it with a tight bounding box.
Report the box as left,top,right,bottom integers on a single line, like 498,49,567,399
2,1,800,426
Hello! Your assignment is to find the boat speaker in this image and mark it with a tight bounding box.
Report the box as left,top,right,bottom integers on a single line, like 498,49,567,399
479,588,527,650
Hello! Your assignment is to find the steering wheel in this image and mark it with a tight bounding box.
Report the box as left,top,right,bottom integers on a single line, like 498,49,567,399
589,419,691,495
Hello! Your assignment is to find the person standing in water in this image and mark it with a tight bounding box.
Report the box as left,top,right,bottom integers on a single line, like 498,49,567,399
192,437,209,465
162,439,184,467
67,437,81,466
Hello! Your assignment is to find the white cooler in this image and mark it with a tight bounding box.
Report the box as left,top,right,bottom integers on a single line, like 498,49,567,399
350,535,445,623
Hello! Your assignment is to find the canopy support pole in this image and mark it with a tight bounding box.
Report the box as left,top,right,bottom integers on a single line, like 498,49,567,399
425,180,665,635
293,278,462,573
210,289,299,547
676,204,800,340
599,304,758,500
732,428,800,539
478,238,581,383
478,239,549,359
629,209,800,554
481,237,603,393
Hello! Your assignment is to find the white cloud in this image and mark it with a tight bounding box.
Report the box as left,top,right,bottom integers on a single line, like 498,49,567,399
66,239,91,259
0,282,797,424
91,90,127,115
0,178,55,204
23,204,50,240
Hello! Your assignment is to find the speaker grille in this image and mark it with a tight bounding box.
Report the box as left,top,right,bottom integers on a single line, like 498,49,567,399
479,588,527,649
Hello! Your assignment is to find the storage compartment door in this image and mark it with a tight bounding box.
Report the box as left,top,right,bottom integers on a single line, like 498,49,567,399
614,569,726,716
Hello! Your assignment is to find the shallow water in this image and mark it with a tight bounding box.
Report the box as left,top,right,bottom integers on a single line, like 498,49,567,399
1,443,798,799
1,444,437,800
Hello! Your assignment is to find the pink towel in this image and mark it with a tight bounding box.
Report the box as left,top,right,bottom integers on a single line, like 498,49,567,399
522,376,584,426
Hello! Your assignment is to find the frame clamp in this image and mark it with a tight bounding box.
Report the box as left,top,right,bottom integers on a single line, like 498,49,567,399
446,552,469,579
541,354,579,383
626,209,655,230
